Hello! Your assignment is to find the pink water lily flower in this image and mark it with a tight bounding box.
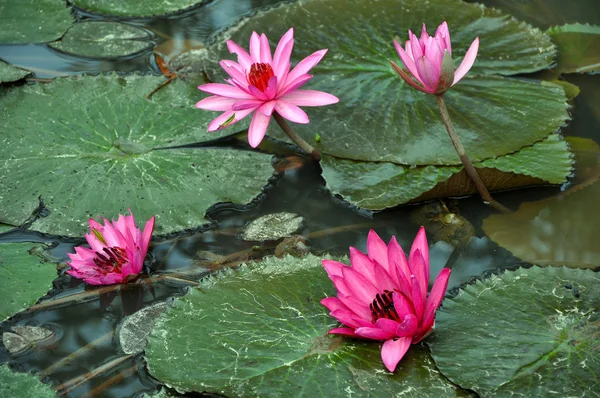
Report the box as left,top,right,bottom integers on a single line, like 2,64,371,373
196,27,339,148
321,227,451,372
67,211,155,285
391,21,479,95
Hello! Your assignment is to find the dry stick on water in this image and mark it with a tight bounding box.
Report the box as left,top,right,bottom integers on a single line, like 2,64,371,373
55,354,134,396
272,111,321,161
83,364,138,398
435,95,511,214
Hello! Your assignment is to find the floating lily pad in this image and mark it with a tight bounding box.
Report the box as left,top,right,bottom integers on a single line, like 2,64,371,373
70,0,207,17
322,134,572,210
240,212,304,241
547,23,600,74
0,242,56,321
428,266,600,397
0,60,31,83
0,74,274,236
0,365,54,398
483,137,600,268
118,302,168,355
48,22,155,58
3,326,56,355
145,255,460,396
0,0,73,44
204,0,568,166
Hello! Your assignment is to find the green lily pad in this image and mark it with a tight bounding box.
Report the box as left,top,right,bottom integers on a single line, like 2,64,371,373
0,365,54,398
0,0,73,44
0,60,31,83
0,242,57,321
322,134,572,210
428,266,600,397
203,0,568,166
547,24,600,74
48,22,155,58
482,137,600,268
0,74,274,236
70,0,207,17
145,255,460,396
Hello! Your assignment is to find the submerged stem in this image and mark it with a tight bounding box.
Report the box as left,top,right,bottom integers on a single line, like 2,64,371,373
273,112,321,161
435,95,510,214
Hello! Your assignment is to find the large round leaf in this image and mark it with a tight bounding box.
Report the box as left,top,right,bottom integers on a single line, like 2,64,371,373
145,255,460,396
0,242,57,321
0,0,73,44
0,74,274,236
70,0,207,17
427,266,600,396
48,22,155,58
0,365,54,398
547,23,600,74
322,133,572,210
203,0,568,165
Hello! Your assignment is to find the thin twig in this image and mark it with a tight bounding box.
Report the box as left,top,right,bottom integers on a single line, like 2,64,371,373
273,112,321,160
82,364,138,398
435,95,511,214
55,355,134,396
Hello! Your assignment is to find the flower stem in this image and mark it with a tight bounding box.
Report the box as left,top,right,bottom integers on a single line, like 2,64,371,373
435,95,510,214
273,112,321,161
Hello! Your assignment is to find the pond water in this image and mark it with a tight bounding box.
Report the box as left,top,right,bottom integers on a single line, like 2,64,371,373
0,0,598,397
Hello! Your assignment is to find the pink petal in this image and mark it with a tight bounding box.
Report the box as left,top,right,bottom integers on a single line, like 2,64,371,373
392,291,416,320
328,327,358,337
248,85,269,101
259,33,272,64
435,21,452,54
381,337,412,372
198,83,254,99
227,39,253,71
393,40,421,84
264,76,278,99
409,226,430,277
389,61,432,94
249,31,261,63
220,60,247,84
419,268,451,337
280,89,339,106
387,236,409,285
424,36,444,74
367,229,389,270
410,275,425,322
322,259,347,278
330,309,371,329
341,266,380,307
196,96,237,111
356,318,399,340
278,74,313,96
320,297,350,313
232,99,263,111
395,314,418,338
408,30,424,60
284,49,327,87
337,294,372,322
259,100,276,116
140,216,155,255
414,56,440,92
274,100,309,124
331,275,352,297
207,108,254,131
409,248,428,305
248,109,271,147
348,247,377,285
453,37,479,85
272,28,294,79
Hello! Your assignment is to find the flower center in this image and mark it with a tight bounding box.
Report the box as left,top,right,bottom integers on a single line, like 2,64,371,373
248,63,274,92
370,290,401,323
93,247,128,275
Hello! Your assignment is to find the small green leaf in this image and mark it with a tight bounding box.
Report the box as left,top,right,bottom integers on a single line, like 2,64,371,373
0,0,73,44
48,22,154,58
428,266,600,397
70,0,208,17
0,242,56,321
548,23,600,73
146,255,460,397
0,60,31,83
0,365,54,397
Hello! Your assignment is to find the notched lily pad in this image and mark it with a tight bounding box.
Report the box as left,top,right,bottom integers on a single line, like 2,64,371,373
0,0,73,44
0,73,274,236
70,0,208,17
547,23,600,74
3,326,56,355
322,134,572,210
48,22,155,58
145,254,459,397
0,242,57,321
0,60,32,83
117,301,169,355
428,266,600,397
0,365,54,398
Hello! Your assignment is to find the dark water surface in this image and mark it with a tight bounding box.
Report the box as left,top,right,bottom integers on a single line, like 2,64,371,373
0,0,598,397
